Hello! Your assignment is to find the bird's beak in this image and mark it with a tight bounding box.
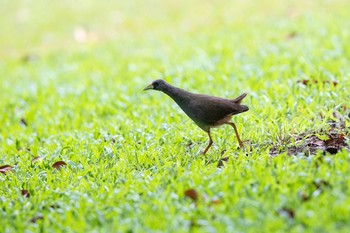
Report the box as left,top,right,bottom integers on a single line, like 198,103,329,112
143,84,154,91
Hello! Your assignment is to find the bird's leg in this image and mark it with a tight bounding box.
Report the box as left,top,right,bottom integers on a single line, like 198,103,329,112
227,122,244,149
203,130,213,155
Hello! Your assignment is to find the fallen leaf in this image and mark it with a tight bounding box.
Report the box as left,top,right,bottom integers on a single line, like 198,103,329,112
325,147,338,154
313,180,332,191
32,156,43,163
329,81,338,86
217,157,229,168
324,134,345,154
297,79,338,86
286,31,298,39
306,136,324,147
0,165,13,174
220,149,227,156
333,111,343,121
21,190,30,198
299,192,311,202
298,79,311,85
211,198,222,205
184,189,198,202
49,204,60,209
277,207,295,219
186,141,193,148
30,215,43,223
52,161,67,170
20,118,28,126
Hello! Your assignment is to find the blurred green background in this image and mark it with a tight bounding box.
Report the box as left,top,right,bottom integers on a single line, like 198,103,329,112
1,0,350,232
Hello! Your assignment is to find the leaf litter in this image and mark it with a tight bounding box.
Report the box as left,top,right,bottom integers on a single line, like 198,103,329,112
270,111,349,156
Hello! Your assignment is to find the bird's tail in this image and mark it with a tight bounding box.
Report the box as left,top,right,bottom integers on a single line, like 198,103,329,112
231,93,247,104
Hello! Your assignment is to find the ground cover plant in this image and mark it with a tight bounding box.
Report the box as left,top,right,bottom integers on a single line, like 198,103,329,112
1,0,350,232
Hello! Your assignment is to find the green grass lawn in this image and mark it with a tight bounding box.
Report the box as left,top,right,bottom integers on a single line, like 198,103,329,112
1,0,350,232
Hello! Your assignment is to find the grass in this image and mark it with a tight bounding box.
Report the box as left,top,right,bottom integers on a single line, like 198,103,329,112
1,0,350,232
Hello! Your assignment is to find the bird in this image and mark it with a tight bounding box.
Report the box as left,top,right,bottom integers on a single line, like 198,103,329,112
143,79,249,154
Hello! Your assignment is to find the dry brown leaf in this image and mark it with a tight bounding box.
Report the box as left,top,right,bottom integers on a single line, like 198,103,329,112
0,165,13,174
277,207,295,219
21,190,30,198
30,215,43,223
49,204,60,209
297,79,338,86
211,198,222,205
20,118,28,126
186,141,193,148
32,156,43,163
184,189,198,202
313,180,332,191
325,147,338,154
299,192,311,202
217,157,229,168
52,161,67,170
286,31,298,40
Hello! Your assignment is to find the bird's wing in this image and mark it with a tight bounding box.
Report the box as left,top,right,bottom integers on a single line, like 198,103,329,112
188,95,247,125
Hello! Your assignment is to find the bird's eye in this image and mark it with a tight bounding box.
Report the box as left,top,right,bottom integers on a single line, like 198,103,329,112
153,82,159,87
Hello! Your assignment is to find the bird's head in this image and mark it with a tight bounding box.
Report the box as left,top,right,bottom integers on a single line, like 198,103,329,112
143,79,168,91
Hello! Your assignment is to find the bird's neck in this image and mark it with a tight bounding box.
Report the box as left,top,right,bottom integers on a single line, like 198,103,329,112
162,85,191,105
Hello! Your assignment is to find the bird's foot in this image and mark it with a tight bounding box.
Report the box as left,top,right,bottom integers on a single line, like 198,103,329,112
238,139,251,149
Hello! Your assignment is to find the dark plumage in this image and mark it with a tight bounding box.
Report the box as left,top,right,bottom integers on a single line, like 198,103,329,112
144,79,249,154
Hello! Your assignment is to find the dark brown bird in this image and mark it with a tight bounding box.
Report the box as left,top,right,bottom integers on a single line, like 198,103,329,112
144,79,249,154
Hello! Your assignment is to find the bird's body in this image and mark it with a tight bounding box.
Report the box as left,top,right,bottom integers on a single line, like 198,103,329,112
163,86,248,131
144,79,249,154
